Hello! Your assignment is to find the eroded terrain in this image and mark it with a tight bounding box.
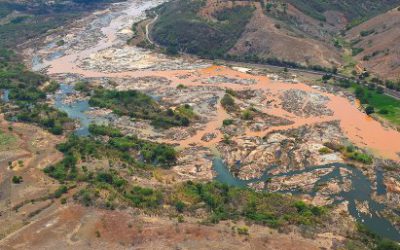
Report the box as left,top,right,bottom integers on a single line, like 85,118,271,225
1,0,400,248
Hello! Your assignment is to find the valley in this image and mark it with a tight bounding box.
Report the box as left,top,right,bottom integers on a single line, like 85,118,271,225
0,0,400,249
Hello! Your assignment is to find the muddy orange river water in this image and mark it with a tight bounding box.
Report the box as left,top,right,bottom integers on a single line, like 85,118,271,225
47,53,400,161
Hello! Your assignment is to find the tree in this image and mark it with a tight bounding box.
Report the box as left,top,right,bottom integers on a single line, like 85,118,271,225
365,106,375,115
12,176,23,184
355,87,366,103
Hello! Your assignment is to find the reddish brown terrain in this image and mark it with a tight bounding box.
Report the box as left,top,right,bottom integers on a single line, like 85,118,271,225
228,2,343,68
346,7,400,79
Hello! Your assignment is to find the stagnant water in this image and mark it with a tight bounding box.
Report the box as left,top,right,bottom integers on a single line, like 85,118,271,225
54,84,111,136
213,158,400,241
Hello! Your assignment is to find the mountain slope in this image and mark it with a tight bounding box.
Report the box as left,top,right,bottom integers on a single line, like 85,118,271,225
152,0,400,70
346,7,400,80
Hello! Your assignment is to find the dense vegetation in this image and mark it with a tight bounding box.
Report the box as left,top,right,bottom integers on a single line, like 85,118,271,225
172,181,327,226
152,0,254,58
89,89,195,128
44,124,177,181
0,49,72,134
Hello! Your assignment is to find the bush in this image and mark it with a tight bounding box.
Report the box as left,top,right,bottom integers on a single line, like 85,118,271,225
12,175,23,184
53,185,68,198
125,186,163,208
220,94,236,111
223,119,234,126
175,181,327,227
378,109,389,115
365,106,375,115
175,200,185,213
318,147,332,154
237,226,249,235
241,109,254,120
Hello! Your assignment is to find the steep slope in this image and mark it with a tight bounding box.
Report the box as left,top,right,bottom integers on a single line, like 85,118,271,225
228,3,342,68
287,0,400,24
346,7,400,80
152,0,400,70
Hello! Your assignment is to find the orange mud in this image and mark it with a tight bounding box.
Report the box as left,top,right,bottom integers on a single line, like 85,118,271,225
47,53,400,161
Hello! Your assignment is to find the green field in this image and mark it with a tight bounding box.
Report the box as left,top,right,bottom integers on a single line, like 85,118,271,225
350,84,400,126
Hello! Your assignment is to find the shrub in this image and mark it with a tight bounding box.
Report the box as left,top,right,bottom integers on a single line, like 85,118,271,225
318,147,332,154
223,119,234,126
241,109,254,120
237,226,249,235
54,185,68,198
365,106,375,115
12,175,23,184
175,200,185,213
125,186,163,208
220,94,236,111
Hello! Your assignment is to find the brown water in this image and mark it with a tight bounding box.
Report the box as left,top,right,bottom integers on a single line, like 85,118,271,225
37,0,400,161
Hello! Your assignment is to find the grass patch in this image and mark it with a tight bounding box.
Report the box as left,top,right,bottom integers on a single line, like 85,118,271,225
349,84,400,126
0,130,16,150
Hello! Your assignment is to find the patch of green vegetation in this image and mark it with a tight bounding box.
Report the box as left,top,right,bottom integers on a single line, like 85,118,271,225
12,175,23,184
323,142,373,164
360,29,375,37
7,104,71,135
43,80,60,93
173,181,328,226
44,125,177,181
0,130,16,150
125,186,163,208
318,147,332,155
89,89,194,129
74,81,91,95
352,47,364,56
0,49,72,134
346,151,373,164
241,108,255,121
222,119,234,126
152,0,254,58
351,84,400,125
53,185,68,198
220,93,237,111
88,124,122,137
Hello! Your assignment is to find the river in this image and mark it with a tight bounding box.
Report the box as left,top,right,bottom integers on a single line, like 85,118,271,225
213,158,400,241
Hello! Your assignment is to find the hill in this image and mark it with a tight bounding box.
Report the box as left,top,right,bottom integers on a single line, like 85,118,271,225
151,0,400,70
346,7,400,80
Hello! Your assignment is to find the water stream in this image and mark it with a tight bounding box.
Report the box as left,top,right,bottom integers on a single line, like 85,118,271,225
213,158,400,241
